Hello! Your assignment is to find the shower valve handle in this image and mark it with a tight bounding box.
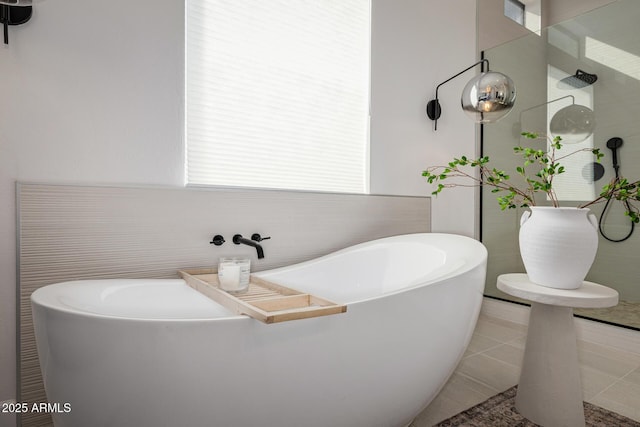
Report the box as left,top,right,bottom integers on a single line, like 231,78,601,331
251,233,271,242
210,235,226,246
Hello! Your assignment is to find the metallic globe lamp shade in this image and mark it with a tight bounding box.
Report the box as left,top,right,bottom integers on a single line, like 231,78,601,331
518,95,596,144
549,103,596,144
426,59,516,130
461,71,517,123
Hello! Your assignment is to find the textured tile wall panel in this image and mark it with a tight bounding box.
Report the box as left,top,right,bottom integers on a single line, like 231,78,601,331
17,183,430,426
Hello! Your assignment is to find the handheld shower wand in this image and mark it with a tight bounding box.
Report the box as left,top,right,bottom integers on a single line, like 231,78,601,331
607,137,622,173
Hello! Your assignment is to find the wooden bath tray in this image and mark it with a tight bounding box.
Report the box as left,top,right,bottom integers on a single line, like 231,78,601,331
179,269,347,324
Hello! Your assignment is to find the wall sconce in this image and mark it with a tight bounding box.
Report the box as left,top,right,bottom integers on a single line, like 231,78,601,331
519,95,595,144
0,0,35,45
426,59,516,130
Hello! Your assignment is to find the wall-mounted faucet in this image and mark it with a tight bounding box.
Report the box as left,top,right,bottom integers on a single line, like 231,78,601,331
232,233,270,259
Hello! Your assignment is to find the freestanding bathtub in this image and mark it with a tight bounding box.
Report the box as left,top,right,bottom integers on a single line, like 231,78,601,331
31,233,487,427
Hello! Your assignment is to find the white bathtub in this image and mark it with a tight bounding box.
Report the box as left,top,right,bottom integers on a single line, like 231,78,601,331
31,233,487,427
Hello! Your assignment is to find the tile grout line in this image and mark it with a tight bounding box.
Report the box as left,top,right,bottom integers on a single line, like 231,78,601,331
455,371,502,396
577,338,640,361
473,325,527,342
578,346,640,379
589,364,640,404
463,340,511,359
476,347,524,370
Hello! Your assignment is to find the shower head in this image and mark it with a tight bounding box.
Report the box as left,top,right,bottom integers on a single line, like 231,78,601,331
557,69,598,89
606,137,623,150
606,137,623,171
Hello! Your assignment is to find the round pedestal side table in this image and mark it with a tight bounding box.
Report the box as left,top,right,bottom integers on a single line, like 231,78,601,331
497,273,619,427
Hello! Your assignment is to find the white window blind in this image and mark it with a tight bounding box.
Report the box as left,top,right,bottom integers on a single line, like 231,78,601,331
186,0,371,193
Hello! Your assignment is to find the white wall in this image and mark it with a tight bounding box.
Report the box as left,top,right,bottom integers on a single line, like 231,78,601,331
1,2,184,425
369,0,477,234
545,0,616,26
0,1,477,424
478,0,534,51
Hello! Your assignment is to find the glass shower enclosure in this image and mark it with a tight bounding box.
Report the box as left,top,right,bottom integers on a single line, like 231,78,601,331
481,0,640,329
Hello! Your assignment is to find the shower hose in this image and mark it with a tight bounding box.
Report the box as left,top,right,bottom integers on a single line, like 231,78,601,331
598,161,635,243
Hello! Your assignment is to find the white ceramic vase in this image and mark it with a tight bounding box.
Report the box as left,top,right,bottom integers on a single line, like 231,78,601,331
519,206,598,289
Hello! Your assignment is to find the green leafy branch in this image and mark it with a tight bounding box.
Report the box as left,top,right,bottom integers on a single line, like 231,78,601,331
422,132,612,212
515,131,603,207
422,154,534,211
582,177,640,223
520,132,640,223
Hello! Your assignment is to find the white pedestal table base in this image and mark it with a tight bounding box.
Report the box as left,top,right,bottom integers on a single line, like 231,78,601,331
515,303,585,427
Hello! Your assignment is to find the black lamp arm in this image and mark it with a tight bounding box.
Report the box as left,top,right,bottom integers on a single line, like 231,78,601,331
428,59,490,130
519,94,574,114
434,59,490,100
518,95,575,124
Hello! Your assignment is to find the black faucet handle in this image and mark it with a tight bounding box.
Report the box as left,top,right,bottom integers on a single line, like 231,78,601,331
210,235,225,246
251,233,271,242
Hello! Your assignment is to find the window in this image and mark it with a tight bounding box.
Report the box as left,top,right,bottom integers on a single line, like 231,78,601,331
504,0,541,34
186,0,371,193
504,0,525,26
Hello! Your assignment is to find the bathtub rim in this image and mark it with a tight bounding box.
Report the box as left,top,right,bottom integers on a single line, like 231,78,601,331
256,232,486,286
30,232,487,323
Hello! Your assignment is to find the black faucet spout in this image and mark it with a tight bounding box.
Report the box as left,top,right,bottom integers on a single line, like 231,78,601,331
233,234,265,259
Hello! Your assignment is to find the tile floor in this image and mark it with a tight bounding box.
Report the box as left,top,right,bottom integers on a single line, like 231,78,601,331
413,313,640,426
575,300,640,329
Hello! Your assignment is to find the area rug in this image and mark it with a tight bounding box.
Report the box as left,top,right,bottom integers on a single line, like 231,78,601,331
434,386,640,426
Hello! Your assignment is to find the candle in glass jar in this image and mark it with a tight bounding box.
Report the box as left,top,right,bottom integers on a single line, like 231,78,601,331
218,263,241,291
